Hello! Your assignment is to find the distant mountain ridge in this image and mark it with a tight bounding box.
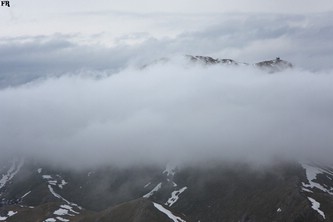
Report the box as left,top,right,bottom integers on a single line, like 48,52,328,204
187,55,293,72
142,55,293,73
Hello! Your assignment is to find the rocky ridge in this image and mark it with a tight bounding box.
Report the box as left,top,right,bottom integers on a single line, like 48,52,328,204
187,55,293,72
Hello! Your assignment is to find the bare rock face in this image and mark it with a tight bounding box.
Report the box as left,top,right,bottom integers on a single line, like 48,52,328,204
187,55,293,72
143,55,293,73
186,55,242,66
255,57,293,73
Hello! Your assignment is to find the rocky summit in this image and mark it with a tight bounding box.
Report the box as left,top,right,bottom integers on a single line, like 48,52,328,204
1,158,333,222
187,55,293,73
143,55,293,73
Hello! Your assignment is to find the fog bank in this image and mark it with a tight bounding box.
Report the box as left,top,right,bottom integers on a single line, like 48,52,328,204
1,60,333,168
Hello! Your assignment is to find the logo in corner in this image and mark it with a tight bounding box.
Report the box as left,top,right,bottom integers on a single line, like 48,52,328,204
1,1,10,7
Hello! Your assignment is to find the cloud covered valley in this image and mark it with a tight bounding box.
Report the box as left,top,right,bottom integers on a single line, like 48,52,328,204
1,59,333,168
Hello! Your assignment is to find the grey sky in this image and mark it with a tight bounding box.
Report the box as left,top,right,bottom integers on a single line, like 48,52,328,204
1,12,333,87
1,0,333,38
5,0,333,14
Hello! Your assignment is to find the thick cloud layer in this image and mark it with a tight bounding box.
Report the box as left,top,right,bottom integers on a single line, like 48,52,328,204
1,60,333,168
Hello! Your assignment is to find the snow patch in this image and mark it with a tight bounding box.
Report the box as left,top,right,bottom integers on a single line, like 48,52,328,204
144,182,151,188
302,164,333,195
59,180,68,189
153,202,186,222
8,211,17,216
44,218,56,222
48,185,82,209
143,182,162,198
43,175,53,179
38,168,42,174
0,158,24,189
165,187,188,207
54,208,69,216
52,204,79,220
308,197,326,219
163,164,177,177
22,191,31,198
60,204,80,214
43,173,81,211
277,208,282,213
56,217,69,222
301,187,313,193
49,180,58,186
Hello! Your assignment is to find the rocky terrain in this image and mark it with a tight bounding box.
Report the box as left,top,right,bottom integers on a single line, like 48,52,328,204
181,55,293,73
1,158,333,222
141,55,294,73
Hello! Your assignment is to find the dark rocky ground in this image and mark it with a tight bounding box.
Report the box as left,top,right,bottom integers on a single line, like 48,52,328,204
1,158,333,222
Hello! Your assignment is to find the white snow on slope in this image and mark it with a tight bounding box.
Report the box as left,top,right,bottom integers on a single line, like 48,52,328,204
301,187,313,193
43,175,53,179
43,174,68,189
7,211,17,216
59,179,68,189
60,204,80,214
48,185,82,209
54,208,72,216
165,187,188,207
302,164,333,195
56,217,69,222
42,173,81,211
49,180,58,186
163,164,177,177
44,218,56,222
0,158,24,189
50,204,79,221
153,202,186,222
22,191,31,198
308,197,326,219
0,211,18,221
143,182,162,198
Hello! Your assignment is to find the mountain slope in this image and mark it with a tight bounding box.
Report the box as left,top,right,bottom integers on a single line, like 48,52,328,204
1,159,333,221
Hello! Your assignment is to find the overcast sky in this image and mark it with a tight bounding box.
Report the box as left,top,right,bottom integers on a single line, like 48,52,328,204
1,0,333,84
0,1,333,167
2,0,333,39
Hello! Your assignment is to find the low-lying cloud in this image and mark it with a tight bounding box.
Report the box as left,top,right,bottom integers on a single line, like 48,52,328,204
1,59,333,168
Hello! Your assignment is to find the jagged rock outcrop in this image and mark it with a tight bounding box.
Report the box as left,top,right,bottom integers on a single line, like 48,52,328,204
143,55,293,73
255,57,293,73
186,55,243,66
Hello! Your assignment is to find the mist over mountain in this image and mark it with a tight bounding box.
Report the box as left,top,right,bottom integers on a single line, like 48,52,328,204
1,2,333,220
0,56,332,169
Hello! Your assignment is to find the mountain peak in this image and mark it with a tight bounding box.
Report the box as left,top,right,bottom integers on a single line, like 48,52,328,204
187,55,293,72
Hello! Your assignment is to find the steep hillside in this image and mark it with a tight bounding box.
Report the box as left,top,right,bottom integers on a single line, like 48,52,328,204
1,159,333,221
